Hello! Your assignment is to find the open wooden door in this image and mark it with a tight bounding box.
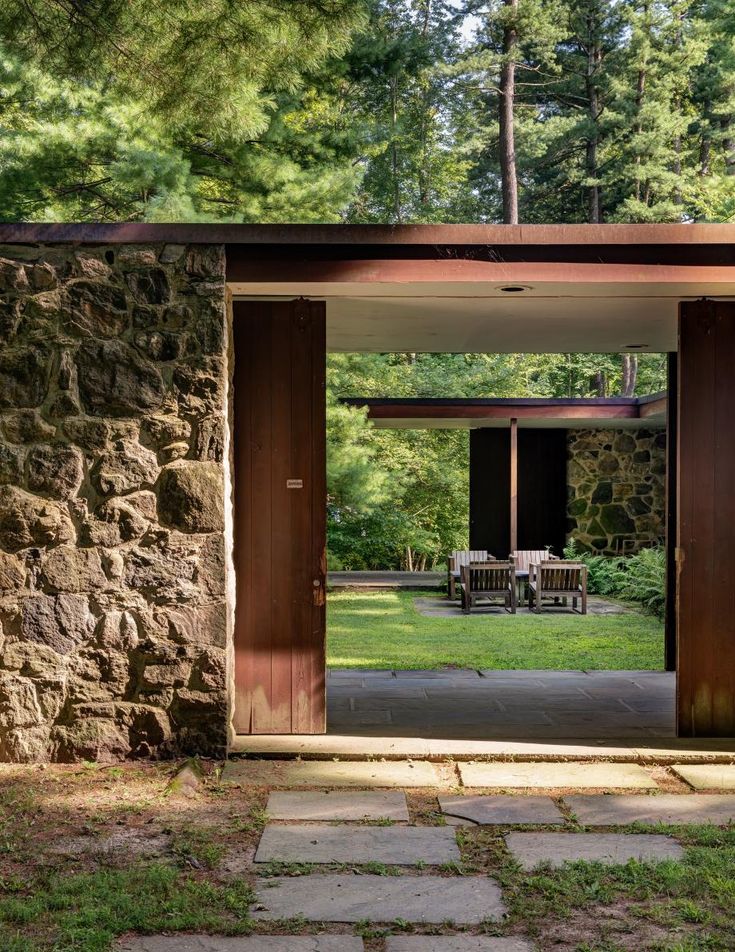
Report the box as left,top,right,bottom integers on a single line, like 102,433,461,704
232,299,326,734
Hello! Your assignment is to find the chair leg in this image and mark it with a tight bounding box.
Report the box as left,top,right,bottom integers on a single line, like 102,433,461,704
581,590,587,615
448,575,455,600
509,586,517,614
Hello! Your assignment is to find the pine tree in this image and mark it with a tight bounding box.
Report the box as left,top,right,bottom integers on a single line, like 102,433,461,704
344,0,471,223
605,0,706,222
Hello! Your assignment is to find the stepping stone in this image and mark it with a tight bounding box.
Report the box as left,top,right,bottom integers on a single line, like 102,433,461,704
266,791,409,821
118,939,363,951
386,940,534,951
567,793,735,826
672,764,735,791
439,795,564,826
459,762,656,790
222,759,442,788
255,824,459,865
505,832,684,870
252,874,505,924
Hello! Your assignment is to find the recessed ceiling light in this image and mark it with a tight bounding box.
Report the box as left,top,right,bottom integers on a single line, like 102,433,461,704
497,285,531,293
624,343,648,349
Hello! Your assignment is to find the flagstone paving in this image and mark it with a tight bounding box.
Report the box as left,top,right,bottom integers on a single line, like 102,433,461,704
265,790,409,821
671,763,735,790
459,760,657,789
385,939,535,951
222,759,445,788
439,794,565,826
255,823,460,865
252,874,506,923
118,940,364,951
567,793,735,825
505,831,684,870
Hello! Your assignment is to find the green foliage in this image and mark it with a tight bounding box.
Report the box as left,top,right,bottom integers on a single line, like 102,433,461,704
564,540,666,617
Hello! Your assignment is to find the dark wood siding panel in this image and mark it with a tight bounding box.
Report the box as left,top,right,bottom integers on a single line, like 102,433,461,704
470,429,510,556
678,301,735,736
232,300,326,735
517,429,568,556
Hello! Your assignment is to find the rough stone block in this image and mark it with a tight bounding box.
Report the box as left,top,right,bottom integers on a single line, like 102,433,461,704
157,462,224,533
255,824,459,865
505,832,684,870
252,874,506,924
266,791,409,821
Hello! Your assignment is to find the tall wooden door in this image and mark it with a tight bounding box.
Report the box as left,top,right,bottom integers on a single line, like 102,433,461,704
678,300,735,736
232,300,326,734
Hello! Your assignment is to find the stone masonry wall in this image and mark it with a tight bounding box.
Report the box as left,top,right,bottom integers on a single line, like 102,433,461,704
567,428,666,555
0,243,230,762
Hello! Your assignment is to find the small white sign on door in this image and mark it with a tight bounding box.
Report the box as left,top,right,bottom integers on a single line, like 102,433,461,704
287,479,304,489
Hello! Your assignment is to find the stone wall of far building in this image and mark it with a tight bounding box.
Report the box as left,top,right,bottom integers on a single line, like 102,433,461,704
0,243,231,762
566,428,666,555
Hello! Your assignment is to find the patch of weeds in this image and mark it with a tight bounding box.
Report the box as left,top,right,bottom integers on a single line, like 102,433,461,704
362,862,390,876
171,825,226,870
354,919,390,939
359,816,395,827
391,918,414,931
257,862,316,877
0,863,254,951
230,807,268,833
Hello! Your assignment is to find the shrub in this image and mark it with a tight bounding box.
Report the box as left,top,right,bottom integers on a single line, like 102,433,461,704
614,546,666,618
564,540,666,618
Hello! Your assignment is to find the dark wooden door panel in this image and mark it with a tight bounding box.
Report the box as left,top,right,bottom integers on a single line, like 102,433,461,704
470,427,567,557
469,428,510,556
518,429,567,555
233,300,326,735
678,301,735,736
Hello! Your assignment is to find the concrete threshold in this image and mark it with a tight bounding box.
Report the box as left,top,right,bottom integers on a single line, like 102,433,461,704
229,733,735,764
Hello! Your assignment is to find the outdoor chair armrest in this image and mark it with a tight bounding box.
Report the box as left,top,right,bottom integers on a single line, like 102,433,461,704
528,562,538,581
447,555,456,573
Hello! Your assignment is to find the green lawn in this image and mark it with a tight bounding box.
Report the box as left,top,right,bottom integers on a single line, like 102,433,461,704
327,590,664,670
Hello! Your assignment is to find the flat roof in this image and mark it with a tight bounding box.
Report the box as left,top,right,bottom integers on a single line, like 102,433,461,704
1,222,735,248
340,394,667,429
2,224,734,353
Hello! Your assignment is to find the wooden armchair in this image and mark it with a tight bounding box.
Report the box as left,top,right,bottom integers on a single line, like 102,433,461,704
460,561,517,614
447,549,491,599
511,549,558,600
528,560,588,614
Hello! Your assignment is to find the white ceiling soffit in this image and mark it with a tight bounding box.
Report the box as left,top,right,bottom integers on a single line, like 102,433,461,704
230,279,735,353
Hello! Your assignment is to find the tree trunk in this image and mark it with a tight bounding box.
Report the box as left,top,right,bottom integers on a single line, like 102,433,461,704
634,68,646,203
390,77,402,223
591,370,607,397
585,12,602,223
499,0,519,224
621,354,638,397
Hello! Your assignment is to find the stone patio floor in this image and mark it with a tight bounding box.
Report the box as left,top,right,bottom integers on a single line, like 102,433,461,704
326,669,675,740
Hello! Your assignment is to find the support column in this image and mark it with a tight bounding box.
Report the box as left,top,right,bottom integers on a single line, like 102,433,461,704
677,301,735,736
664,352,677,673
510,417,518,553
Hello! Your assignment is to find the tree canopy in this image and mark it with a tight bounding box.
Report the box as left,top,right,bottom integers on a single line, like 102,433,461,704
0,1,707,566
